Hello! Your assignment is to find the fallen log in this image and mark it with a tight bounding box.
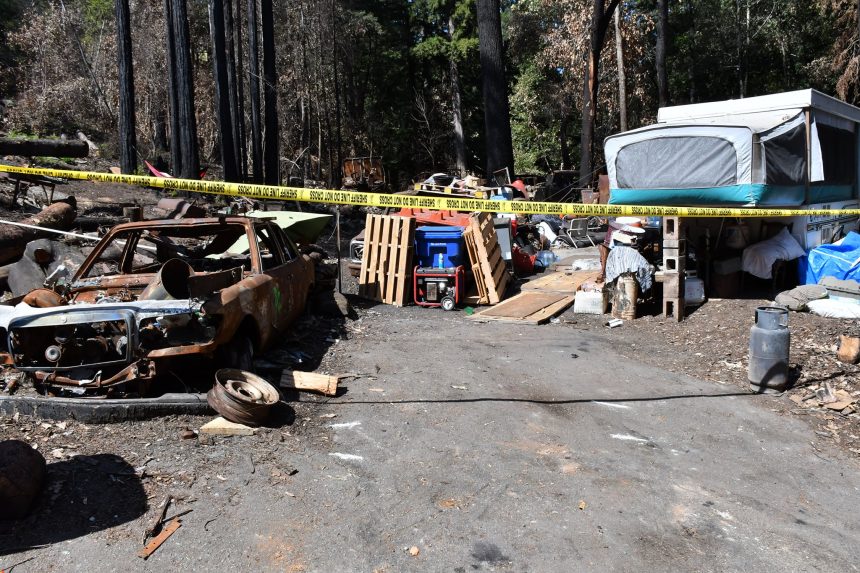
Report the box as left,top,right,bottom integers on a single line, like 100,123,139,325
0,137,89,158
0,201,77,265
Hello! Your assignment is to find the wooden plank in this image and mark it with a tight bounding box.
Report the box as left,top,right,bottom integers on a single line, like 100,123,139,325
466,213,509,305
463,227,488,303
521,296,576,324
358,214,378,300
138,517,182,559
479,292,565,318
522,270,601,294
470,292,574,324
200,417,257,436
280,371,339,396
358,214,414,306
394,218,415,306
382,215,395,303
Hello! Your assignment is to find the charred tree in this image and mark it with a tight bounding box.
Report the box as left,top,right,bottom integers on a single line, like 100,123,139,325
656,0,670,108
209,0,239,182
579,0,620,188
115,0,137,174
247,0,262,182
172,0,200,179
331,0,342,186
476,0,514,179
224,0,243,180
449,16,467,176
614,7,627,131
165,0,182,175
261,0,279,185
233,0,247,179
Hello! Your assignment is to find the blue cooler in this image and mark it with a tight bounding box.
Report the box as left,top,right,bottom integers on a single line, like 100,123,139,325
415,226,465,269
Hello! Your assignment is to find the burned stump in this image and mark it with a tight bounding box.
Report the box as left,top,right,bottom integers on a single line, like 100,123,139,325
0,439,47,520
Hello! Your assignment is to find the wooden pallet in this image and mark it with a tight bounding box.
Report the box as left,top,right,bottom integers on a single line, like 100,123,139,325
358,214,415,306
463,213,509,305
521,270,601,295
469,292,574,324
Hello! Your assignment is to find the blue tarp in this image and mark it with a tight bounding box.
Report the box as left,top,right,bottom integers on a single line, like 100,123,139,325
800,231,860,284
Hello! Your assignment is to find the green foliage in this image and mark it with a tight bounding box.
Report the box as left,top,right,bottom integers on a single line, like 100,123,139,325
510,63,561,173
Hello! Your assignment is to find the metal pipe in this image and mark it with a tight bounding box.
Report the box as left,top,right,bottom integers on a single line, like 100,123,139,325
336,206,342,295
0,218,99,241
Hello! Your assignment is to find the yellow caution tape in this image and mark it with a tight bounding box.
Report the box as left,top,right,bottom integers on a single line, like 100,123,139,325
1,163,859,218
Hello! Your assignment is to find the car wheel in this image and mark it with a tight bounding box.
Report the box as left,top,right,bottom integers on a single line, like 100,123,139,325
218,334,254,372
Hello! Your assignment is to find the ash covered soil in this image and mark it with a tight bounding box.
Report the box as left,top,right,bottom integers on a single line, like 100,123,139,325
568,298,860,456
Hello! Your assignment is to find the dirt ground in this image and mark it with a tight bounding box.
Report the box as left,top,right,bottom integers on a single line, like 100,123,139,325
1,164,860,570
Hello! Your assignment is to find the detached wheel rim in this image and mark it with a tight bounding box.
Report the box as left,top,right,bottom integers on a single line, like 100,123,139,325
207,368,280,425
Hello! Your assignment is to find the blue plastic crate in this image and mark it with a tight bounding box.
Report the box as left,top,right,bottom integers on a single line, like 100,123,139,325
415,226,466,269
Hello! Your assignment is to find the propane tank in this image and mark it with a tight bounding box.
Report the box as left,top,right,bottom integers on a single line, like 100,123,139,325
748,306,790,393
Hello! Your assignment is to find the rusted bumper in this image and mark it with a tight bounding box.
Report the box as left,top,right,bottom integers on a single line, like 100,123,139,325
34,359,157,389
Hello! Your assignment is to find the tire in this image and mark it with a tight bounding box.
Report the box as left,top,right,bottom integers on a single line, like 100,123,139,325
441,296,456,311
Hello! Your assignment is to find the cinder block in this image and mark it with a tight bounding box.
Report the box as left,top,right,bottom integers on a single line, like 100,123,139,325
662,238,686,252
663,248,686,272
663,297,685,321
661,273,685,297
663,216,685,241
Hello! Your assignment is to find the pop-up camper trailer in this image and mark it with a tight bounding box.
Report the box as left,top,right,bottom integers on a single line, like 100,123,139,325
604,89,860,248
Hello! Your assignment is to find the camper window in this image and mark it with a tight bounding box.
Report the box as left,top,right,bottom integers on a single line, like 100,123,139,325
616,136,737,189
763,122,807,186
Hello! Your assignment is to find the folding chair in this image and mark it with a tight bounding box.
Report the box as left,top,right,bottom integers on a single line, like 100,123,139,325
564,217,596,248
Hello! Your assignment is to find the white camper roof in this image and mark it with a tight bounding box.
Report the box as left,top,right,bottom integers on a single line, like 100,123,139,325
657,89,860,126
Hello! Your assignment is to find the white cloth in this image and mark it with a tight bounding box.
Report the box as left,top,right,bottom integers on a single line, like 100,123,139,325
605,246,654,291
741,227,805,279
807,298,860,319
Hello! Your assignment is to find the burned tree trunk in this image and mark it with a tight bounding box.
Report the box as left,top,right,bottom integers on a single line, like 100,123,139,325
449,15,467,176
579,0,620,188
233,0,247,179
165,0,182,175
614,7,627,132
115,0,137,174
261,0,279,186
224,0,243,180
656,0,670,108
209,0,239,182
331,0,342,187
172,0,200,180
476,0,514,179
247,0,263,183
0,139,87,158
0,201,77,265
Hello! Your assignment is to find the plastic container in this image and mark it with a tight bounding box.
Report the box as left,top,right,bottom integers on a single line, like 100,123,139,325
415,226,465,269
684,276,706,306
573,289,608,314
611,274,638,320
748,306,791,393
535,250,557,268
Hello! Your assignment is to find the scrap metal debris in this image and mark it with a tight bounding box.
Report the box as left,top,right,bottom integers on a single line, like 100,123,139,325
207,369,280,426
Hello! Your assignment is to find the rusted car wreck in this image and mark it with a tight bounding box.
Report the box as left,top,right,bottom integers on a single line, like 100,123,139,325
0,217,314,398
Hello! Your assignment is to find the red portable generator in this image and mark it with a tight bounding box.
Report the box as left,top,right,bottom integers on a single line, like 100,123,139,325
414,266,465,310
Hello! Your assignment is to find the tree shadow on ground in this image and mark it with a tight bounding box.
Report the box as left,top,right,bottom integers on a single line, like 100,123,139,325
0,454,146,556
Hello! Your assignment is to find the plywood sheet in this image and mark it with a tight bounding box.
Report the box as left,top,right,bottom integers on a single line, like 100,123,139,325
470,291,574,324
521,270,601,294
